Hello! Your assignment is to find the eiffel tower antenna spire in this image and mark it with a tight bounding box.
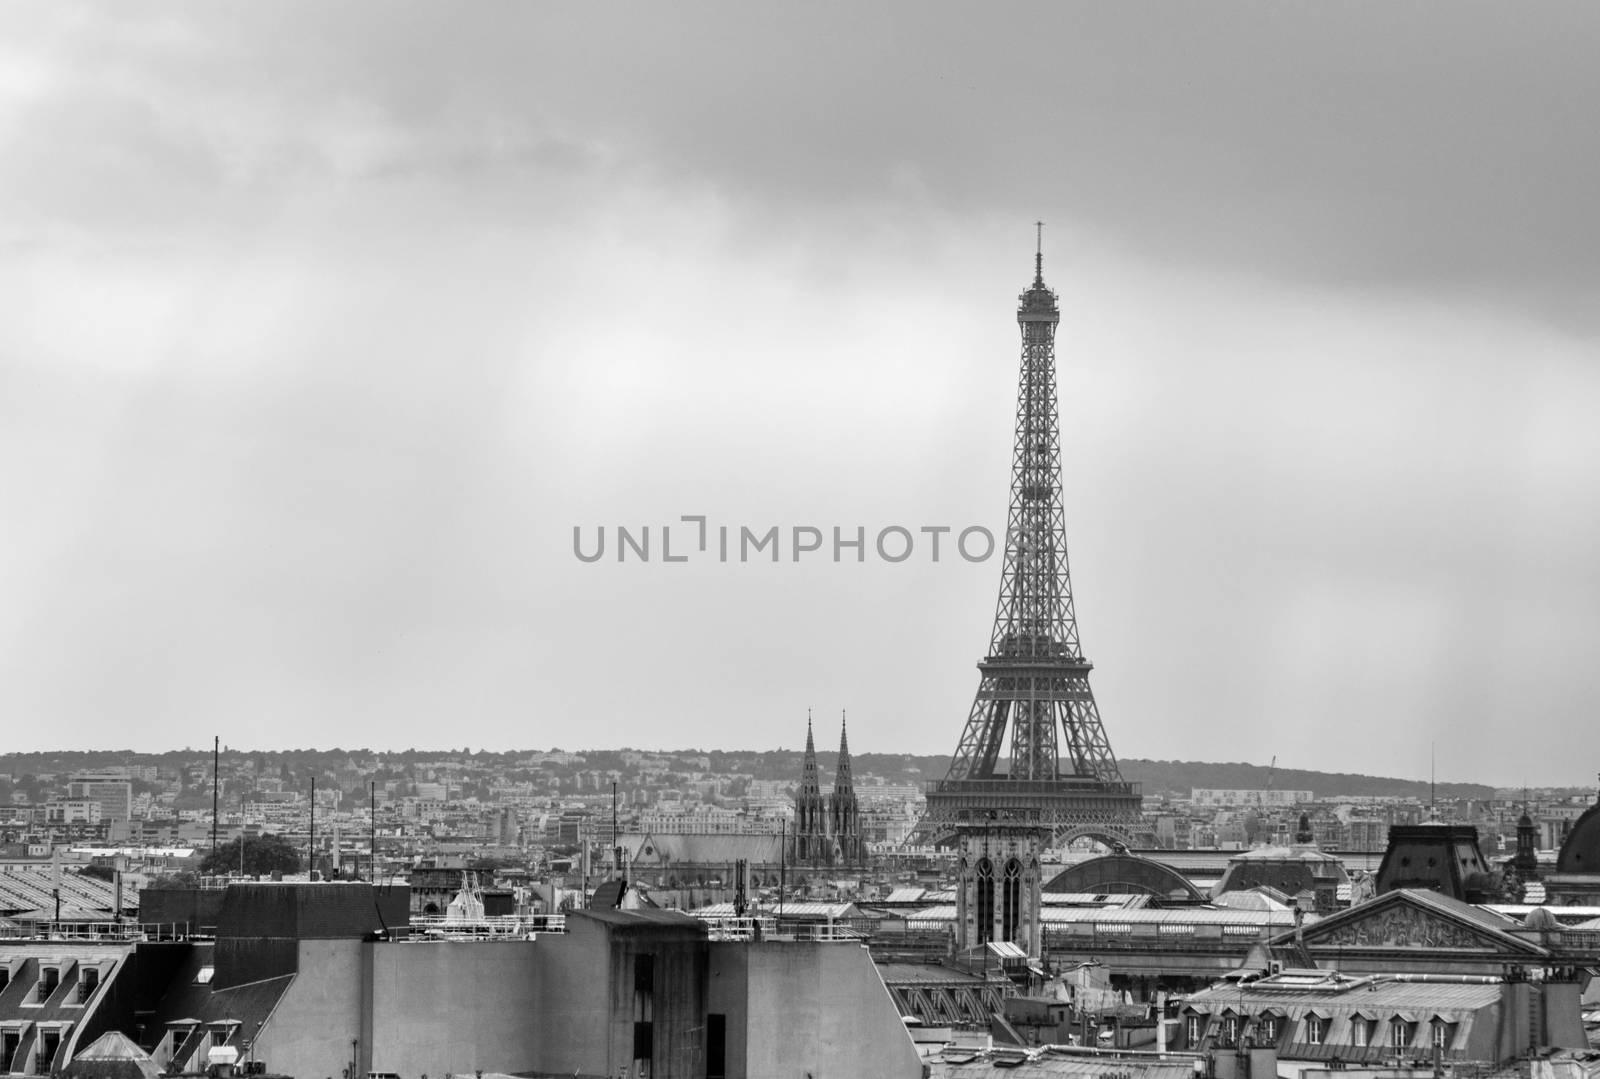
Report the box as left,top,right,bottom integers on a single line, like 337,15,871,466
1034,221,1045,286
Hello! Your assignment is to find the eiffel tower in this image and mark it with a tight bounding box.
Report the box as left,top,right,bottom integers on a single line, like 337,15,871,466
914,229,1152,849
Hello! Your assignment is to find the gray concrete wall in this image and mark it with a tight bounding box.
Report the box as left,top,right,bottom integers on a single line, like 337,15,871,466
532,917,615,1077
710,942,922,1079
250,939,364,1079
367,941,542,1075
1543,980,1587,1050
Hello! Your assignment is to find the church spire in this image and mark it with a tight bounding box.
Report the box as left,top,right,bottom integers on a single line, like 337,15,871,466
833,710,854,795
799,709,820,797
827,710,861,866
794,710,827,863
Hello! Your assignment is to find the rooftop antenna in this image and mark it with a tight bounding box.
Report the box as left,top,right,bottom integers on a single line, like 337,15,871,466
1033,221,1045,286
211,736,220,858
1430,742,1436,820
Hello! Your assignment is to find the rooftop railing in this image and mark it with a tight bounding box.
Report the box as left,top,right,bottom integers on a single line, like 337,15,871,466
0,921,193,942
400,914,565,940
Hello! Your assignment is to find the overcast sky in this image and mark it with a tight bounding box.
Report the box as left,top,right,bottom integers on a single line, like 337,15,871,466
3,3,1598,786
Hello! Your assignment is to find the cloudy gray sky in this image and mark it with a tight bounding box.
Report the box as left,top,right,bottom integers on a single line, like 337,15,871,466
3,3,1598,785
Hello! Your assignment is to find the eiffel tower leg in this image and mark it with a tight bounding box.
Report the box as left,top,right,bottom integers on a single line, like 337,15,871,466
947,691,1010,781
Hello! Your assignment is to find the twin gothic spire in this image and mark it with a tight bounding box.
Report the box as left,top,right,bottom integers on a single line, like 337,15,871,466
793,710,863,865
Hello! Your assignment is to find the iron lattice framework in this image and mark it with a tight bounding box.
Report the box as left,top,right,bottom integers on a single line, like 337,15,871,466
915,236,1152,848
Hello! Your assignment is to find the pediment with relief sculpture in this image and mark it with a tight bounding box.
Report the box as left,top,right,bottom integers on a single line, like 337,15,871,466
1293,889,1546,956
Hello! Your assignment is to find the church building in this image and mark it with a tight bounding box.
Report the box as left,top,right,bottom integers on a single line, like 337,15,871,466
791,713,866,867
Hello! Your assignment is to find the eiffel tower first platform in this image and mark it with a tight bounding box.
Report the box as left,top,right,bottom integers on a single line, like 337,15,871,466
913,231,1153,849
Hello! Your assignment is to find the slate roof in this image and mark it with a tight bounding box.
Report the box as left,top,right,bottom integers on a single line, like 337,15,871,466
0,945,135,1032
146,944,292,1062
627,832,786,864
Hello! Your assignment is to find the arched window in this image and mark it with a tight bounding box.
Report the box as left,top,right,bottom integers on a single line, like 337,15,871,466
1002,858,1022,943
975,858,994,945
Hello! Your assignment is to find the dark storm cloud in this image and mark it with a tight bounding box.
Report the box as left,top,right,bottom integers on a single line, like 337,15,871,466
11,3,1600,324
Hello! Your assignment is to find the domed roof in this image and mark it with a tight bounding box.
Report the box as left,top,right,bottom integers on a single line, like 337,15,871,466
1043,852,1204,900
1518,812,1534,828
1522,907,1560,931
1556,793,1600,875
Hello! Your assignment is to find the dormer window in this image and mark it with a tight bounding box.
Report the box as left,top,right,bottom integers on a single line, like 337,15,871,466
1391,1019,1412,1050
78,967,101,1002
1186,1016,1203,1044
37,968,59,1002
1221,1015,1239,1046
1306,1016,1325,1046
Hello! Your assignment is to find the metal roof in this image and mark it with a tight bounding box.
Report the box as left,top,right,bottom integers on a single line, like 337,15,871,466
689,900,862,920
1186,975,1500,1015
0,866,133,915
1487,903,1600,923
907,904,1301,928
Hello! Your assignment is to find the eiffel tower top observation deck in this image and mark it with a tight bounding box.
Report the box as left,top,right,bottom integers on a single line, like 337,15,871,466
914,228,1151,848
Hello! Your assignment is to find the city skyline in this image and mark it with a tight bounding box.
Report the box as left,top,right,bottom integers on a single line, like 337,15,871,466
3,4,1599,782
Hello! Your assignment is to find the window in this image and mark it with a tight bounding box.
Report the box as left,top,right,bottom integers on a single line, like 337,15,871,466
38,1030,61,1073
707,1014,726,1079
633,954,654,995
632,1020,653,1062
1222,1016,1239,1047
78,967,101,1003
1432,1022,1450,1050
975,859,994,945
1306,1017,1325,1046
1001,859,1022,944
1391,1020,1411,1050
1186,1016,1202,1045
1260,1016,1279,1042
38,968,59,1002
194,965,215,985
1352,1019,1370,1047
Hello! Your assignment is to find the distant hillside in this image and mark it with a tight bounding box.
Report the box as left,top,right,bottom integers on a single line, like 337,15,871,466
1121,760,1494,801
0,747,1496,801
725,753,1494,801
